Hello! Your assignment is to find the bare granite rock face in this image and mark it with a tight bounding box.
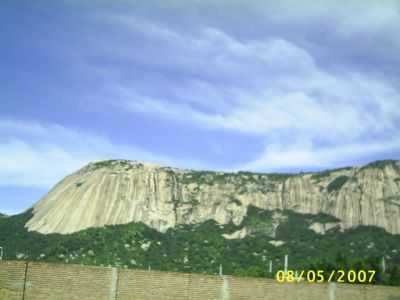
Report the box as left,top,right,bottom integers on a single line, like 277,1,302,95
25,160,400,234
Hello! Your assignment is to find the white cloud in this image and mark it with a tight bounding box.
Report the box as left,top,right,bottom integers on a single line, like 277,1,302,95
0,120,208,188
240,137,400,171
105,28,399,136
97,17,400,170
21,5,397,173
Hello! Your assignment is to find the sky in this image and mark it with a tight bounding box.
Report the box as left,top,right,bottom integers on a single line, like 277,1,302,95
1,0,400,214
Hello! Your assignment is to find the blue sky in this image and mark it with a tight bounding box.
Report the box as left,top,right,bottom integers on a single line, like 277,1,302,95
1,0,400,214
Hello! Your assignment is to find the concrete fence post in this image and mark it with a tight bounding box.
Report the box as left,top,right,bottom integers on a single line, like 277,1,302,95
109,267,118,300
21,261,29,300
220,276,230,300
284,255,288,275
328,282,336,300
187,273,192,300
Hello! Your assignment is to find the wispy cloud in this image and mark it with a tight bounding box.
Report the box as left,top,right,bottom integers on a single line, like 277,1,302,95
2,0,400,179
90,16,400,170
240,137,400,171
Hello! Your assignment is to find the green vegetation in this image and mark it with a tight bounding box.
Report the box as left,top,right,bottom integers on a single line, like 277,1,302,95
360,160,398,171
240,206,274,235
308,212,340,224
1,207,400,285
181,171,223,185
89,160,139,171
90,160,119,169
180,168,299,187
327,176,349,193
266,173,295,181
180,171,252,186
311,170,332,181
179,170,289,196
310,166,352,181
237,171,295,182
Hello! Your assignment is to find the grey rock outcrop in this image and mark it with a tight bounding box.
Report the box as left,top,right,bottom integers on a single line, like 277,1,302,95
25,160,400,234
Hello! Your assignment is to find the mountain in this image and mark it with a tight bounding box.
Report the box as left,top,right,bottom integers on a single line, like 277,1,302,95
1,159,400,285
26,159,400,235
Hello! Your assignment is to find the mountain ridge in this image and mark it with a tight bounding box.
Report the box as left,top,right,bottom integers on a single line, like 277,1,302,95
25,159,400,235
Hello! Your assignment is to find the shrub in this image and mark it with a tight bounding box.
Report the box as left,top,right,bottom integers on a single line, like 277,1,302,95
327,176,349,193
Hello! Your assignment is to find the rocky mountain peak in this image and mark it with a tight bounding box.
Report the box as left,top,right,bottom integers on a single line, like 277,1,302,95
25,159,400,235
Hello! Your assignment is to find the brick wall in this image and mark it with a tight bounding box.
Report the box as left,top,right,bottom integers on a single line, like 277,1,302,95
24,262,112,300
0,261,26,300
189,273,224,300
1,261,400,300
117,269,190,300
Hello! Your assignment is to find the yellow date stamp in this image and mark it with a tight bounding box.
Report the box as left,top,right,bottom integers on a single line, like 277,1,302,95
275,270,376,283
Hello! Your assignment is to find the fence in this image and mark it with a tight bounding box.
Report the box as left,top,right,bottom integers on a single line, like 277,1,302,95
1,261,400,300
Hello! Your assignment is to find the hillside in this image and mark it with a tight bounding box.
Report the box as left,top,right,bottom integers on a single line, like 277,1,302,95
1,206,400,285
